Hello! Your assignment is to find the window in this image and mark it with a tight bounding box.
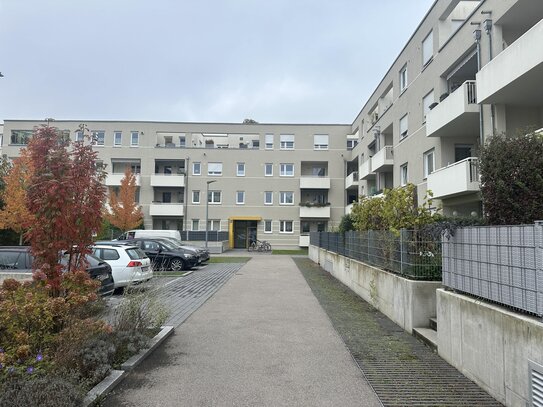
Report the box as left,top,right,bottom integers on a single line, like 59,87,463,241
208,190,222,204
192,190,200,204
422,90,435,122
264,220,272,233
10,130,32,145
265,163,273,176
236,191,245,204
280,191,294,205
252,140,259,149
312,166,326,177
179,135,186,147
208,162,223,176
399,64,408,93
114,131,122,146
280,163,294,177
265,134,274,149
207,219,220,231
399,114,409,140
264,191,273,205
313,134,329,150
400,163,408,186
92,130,105,146
193,162,201,175
301,221,310,234
422,31,434,66
347,139,358,150
280,134,295,150
131,131,139,146
192,219,199,231
131,164,141,174
237,162,245,176
423,149,435,178
162,192,172,203
279,220,293,233
75,130,84,142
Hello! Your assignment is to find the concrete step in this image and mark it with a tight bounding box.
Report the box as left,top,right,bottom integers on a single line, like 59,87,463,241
429,317,437,331
413,327,437,352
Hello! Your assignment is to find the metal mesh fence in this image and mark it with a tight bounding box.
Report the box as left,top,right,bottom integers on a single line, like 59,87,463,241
442,223,543,316
311,230,442,281
181,231,229,241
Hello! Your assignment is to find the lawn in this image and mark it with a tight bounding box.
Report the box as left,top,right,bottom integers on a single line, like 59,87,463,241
272,248,308,255
208,257,251,263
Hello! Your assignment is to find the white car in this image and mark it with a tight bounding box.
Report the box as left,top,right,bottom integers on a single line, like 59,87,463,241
91,243,153,289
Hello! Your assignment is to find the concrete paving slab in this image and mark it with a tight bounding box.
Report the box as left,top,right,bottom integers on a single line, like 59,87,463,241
104,255,381,407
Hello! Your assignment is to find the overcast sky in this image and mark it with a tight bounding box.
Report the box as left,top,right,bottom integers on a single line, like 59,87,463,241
0,0,435,124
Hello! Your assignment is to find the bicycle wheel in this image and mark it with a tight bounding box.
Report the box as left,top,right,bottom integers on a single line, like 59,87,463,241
248,242,256,252
264,242,272,252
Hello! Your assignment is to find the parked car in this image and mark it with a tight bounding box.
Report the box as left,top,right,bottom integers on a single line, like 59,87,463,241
158,237,210,264
127,238,198,271
91,243,153,289
0,246,115,296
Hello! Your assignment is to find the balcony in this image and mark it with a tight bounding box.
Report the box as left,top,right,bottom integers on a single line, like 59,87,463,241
150,174,185,188
105,173,141,186
359,159,374,180
426,81,479,137
477,19,543,106
299,205,331,218
427,157,480,199
299,235,310,247
371,146,394,172
345,171,359,189
149,203,184,217
299,176,330,189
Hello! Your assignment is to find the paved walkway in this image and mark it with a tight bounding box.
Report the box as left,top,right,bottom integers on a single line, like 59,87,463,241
105,256,382,407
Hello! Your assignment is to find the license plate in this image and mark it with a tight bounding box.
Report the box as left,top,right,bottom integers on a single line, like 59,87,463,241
96,274,108,281
141,266,149,272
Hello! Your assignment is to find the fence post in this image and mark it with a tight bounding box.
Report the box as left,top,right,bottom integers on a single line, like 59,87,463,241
536,221,543,317
400,229,404,273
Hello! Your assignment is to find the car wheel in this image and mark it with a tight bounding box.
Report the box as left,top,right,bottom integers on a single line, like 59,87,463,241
170,258,186,271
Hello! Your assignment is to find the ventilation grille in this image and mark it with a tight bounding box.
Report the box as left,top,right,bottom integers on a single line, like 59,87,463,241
530,360,543,407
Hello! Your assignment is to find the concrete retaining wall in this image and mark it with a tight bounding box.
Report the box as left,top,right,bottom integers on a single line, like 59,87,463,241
0,272,32,283
309,246,441,333
437,288,543,407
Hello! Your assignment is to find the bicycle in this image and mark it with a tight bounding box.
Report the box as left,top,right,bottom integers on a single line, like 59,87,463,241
248,239,272,252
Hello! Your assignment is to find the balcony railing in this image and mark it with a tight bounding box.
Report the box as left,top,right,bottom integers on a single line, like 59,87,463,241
426,80,479,138
105,173,141,186
149,202,184,217
299,176,330,189
299,205,331,218
427,157,480,199
150,174,185,187
359,159,374,180
345,171,359,189
371,146,394,172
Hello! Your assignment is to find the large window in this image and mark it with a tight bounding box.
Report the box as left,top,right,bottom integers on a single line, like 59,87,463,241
280,191,294,205
265,134,274,150
400,163,408,186
131,131,139,146
423,149,435,178
237,162,245,176
208,190,222,204
265,163,273,176
280,134,295,150
399,64,408,93
208,162,223,176
192,162,201,175
92,130,105,146
422,90,435,122
313,134,329,150
10,130,32,145
280,163,294,176
236,191,245,205
422,31,434,66
114,131,122,146
279,220,293,233
264,191,273,205
399,114,409,140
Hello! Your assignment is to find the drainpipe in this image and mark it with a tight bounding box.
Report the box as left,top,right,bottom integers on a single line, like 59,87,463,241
184,156,189,241
474,28,485,146
482,14,495,137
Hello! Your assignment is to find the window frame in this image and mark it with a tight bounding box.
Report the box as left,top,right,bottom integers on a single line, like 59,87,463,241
192,162,201,176
264,191,273,205
208,190,222,204
191,219,199,231
265,134,274,150
399,64,408,93
236,191,245,205
130,131,139,147
264,163,273,177
399,114,409,140
279,191,294,205
236,162,245,177
280,163,294,177
92,130,105,146
279,220,294,234
280,134,295,150
264,220,272,233
192,190,200,204
207,162,223,176
423,149,435,179
422,30,434,67
313,134,329,150
114,131,122,146
422,90,435,122
400,163,408,186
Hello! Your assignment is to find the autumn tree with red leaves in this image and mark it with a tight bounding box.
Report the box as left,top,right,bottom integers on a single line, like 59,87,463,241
104,168,143,232
0,150,35,244
25,125,107,289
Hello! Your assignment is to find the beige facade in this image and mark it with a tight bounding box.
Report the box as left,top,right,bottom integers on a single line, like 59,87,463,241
2,0,543,246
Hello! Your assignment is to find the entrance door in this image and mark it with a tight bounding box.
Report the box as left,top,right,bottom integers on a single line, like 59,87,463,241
233,220,258,249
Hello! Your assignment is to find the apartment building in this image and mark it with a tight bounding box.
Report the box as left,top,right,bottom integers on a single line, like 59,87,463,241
2,0,543,248
348,0,543,217
1,121,352,249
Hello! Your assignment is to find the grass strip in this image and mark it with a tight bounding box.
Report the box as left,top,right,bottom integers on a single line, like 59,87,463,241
207,257,251,263
272,249,308,255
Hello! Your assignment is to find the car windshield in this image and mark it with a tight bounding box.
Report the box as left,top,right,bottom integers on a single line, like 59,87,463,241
126,247,148,260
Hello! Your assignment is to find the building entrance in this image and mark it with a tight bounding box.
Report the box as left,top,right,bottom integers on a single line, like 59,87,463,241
233,220,258,249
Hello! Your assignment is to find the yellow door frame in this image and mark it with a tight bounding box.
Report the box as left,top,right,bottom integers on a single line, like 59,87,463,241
228,216,262,248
